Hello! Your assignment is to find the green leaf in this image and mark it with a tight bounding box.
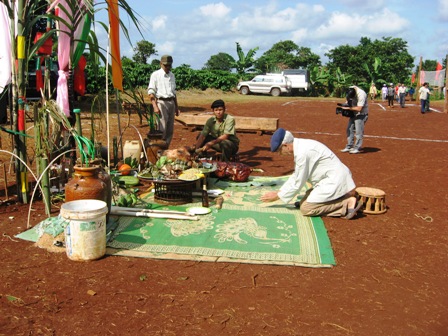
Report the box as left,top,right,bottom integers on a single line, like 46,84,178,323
6,295,19,302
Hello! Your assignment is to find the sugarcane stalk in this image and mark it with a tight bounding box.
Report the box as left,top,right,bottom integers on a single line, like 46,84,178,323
111,206,195,216
110,209,199,221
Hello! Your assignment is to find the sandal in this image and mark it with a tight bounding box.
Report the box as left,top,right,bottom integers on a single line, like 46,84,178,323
344,200,363,220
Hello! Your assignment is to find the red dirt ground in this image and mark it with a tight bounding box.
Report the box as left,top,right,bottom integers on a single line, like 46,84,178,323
0,93,447,335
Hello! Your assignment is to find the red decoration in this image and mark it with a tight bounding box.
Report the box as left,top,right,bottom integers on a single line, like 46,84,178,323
435,62,443,80
74,55,87,96
34,32,53,55
18,109,25,131
35,69,43,92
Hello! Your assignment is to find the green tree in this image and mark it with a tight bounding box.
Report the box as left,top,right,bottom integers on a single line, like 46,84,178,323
420,59,438,71
325,37,414,89
132,40,157,64
203,52,234,71
255,40,321,73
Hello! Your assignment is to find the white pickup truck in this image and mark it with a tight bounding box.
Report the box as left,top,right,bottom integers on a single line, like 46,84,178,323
269,69,310,94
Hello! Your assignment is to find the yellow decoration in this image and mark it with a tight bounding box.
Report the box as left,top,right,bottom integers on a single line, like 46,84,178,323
17,36,25,59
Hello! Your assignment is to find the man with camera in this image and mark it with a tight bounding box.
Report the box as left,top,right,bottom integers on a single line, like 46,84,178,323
338,85,368,154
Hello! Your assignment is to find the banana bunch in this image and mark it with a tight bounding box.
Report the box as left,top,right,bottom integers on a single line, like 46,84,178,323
115,192,139,207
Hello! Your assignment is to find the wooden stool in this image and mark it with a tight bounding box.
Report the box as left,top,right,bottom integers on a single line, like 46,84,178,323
355,187,387,214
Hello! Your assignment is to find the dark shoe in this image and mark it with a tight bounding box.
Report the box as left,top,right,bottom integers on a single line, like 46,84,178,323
294,201,301,209
344,200,363,220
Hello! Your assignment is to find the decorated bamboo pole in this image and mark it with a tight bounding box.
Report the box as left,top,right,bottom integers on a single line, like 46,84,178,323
444,54,447,114
16,0,29,203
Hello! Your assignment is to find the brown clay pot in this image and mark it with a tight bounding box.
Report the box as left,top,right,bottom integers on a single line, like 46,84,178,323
65,165,109,207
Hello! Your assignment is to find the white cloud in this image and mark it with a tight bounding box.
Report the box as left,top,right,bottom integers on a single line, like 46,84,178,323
339,0,385,10
158,41,175,56
313,9,409,41
439,0,448,20
312,4,325,13
199,2,231,18
291,28,308,43
151,15,167,31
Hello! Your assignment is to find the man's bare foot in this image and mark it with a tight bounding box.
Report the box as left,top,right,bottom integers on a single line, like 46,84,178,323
347,196,357,209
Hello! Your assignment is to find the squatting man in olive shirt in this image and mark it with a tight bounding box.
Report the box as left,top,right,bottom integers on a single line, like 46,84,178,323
193,99,239,162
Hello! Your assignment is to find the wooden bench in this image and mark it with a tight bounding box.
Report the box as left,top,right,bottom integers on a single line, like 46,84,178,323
175,113,279,135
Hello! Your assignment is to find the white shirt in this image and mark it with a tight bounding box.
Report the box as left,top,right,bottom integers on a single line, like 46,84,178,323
419,86,430,100
147,68,176,99
278,139,356,204
353,86,368,115
398,86,407,94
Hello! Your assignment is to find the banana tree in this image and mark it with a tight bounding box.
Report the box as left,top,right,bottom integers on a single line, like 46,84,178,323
333,67,353,98
309,66,331,96
229,42,259,77
362,57,385,87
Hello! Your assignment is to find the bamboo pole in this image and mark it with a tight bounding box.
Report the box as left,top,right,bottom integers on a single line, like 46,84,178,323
2,162,8,200
16,0,29,203
35,104,51,215
111,206,196,216
444,54,447,114
110,207,199,220
415,56,423,101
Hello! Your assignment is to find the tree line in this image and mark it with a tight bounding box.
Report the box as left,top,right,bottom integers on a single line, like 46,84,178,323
85,38,445,97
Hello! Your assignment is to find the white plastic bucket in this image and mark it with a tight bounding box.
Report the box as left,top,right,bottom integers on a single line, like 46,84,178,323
61,199,108,261
123,140,142,162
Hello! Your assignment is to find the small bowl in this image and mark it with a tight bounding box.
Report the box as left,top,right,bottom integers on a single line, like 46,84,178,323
202,162,213,169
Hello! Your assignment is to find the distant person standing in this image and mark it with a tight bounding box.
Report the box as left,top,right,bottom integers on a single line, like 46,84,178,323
408,87,415,101
381,84,388,101
398,83,407,108
340,85,368,154
387,83,395,107
395,83,400,103
369,83,377,102
418,82,431,114
147,55,181,147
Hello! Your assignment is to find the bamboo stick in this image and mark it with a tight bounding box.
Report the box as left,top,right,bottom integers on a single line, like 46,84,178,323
110,209,199,221
2,162,8,200
111,206,194,216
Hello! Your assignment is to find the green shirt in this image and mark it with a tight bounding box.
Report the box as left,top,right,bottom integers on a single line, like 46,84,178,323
201,114,240,146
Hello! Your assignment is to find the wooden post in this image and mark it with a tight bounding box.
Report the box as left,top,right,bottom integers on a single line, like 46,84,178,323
415,56,423,101
444,54,448,113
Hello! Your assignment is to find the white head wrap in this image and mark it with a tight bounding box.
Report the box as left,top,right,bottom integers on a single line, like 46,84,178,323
282,131,294,144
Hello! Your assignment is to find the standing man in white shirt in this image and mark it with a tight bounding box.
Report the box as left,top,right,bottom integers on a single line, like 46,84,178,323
398,83,407,108
147,55,180,147
418,82,431,114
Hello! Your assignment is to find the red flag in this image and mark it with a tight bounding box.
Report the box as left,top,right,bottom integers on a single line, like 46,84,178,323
106,0,123,91
435,62,443,80
411,73,415,83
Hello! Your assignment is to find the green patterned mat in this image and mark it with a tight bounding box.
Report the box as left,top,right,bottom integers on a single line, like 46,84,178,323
107,177,336,267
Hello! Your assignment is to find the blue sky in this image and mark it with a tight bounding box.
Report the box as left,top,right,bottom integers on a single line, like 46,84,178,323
96,0,448,69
